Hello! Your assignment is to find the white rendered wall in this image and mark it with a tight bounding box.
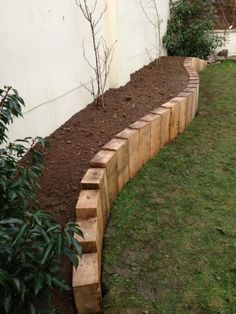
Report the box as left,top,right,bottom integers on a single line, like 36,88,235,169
0,0,170,141
214,30,236,55
106,0,169,87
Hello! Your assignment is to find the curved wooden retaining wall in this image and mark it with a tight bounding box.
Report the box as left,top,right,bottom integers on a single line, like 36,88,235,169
72,57,207,314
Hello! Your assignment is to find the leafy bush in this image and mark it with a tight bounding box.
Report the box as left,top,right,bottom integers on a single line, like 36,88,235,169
163,0,227,59
0,136,46,219
0,212,82,314
0,86,83,313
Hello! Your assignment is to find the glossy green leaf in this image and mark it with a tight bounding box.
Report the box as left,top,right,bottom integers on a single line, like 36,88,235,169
34,273,44,295
72,238,83,257
12,223,28,246
65,249,79,268
40,243,55,265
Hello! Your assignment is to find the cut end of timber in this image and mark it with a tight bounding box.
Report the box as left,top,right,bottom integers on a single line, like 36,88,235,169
129,120,149,130
90,150,117,168
102,138,127,151
81,168,106,190
151,106,170,115
115,128,137,139
140,113,161,122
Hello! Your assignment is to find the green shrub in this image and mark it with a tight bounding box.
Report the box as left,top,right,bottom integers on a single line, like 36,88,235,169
0,86,83,313
0,212,82,314
163,0,227,59
0,135,46,219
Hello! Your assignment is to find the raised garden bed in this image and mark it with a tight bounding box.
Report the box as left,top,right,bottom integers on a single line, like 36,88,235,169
36,57,206,313
72,57,206,313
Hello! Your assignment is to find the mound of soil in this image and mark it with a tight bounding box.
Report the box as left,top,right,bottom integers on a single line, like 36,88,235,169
36,56,189,313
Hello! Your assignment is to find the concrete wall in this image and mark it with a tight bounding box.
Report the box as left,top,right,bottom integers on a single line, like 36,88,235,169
0,0,170,141
214,30,236,55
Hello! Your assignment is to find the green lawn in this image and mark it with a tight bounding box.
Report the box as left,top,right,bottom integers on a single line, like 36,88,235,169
102,62,236,314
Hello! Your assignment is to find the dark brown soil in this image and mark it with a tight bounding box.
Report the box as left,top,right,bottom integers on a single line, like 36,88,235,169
36,57,189,313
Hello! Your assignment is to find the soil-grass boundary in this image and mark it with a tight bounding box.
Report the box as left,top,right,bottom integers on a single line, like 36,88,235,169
36,57,190,313
73,57,207,313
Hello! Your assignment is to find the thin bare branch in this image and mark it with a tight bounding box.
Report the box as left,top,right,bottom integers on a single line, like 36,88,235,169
82,41,95,71
94,4,107,28
139,0,156,27
94,27,102,37
145,48,153,62
76,0,116,108
138,0,163,66
91,0,98,15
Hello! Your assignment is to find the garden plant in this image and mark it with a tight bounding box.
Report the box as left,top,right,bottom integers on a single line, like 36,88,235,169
163,0,227,59
138,0,163,66
75,0,116,109
0,86,83,314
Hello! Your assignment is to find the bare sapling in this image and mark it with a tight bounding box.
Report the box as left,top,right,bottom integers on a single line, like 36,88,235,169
75,0,115,108
138,0,163,66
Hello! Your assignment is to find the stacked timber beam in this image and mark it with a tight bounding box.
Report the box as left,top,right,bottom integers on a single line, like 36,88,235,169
73,57,207,313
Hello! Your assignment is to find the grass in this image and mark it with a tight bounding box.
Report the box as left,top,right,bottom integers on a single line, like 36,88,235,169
102,61,236,314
